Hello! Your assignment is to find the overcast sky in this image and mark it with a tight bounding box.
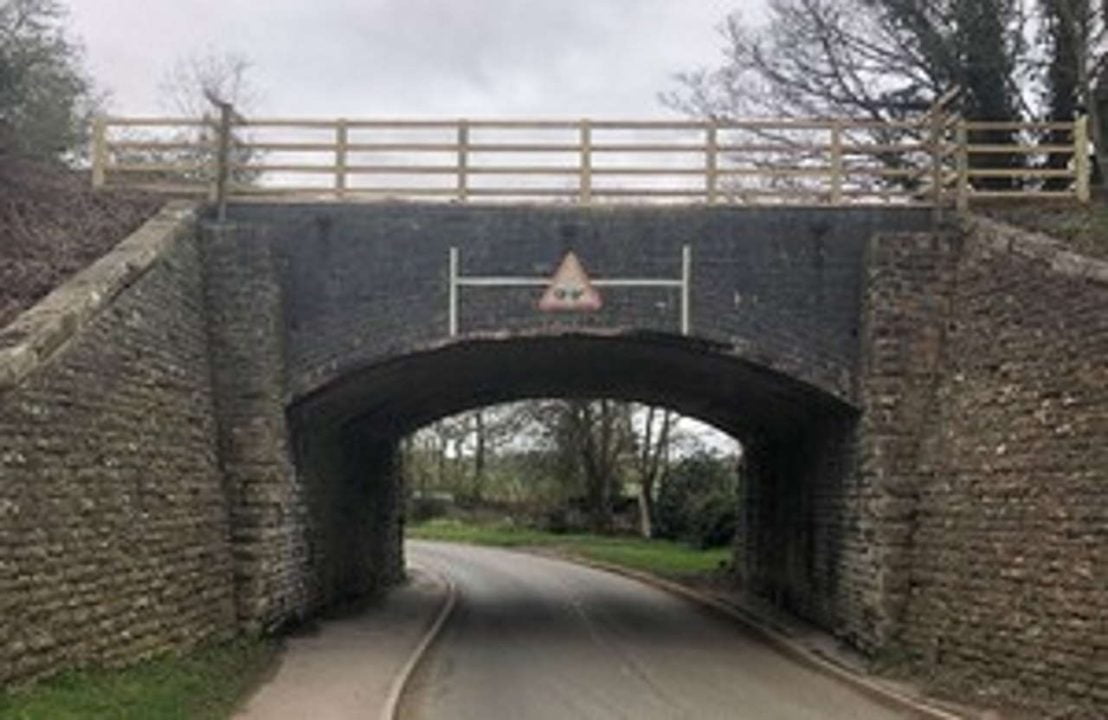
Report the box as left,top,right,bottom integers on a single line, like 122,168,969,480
68,1,761,118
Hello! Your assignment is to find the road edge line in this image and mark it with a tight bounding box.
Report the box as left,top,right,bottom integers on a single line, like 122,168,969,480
531,550,967,720
378,564,459,720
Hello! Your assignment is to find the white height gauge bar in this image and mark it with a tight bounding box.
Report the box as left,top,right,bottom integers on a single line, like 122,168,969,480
447,245,691,337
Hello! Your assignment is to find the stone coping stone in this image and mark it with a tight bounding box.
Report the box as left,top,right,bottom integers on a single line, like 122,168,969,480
0,200,200,394
964,214,1108,285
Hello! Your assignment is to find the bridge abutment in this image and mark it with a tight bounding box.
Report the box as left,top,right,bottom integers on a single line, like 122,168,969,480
854,231,961,652
202,223,313,631
290,423,405,610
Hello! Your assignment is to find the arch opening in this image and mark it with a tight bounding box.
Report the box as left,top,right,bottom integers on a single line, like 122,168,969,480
286,332,860,635
402,397,742,541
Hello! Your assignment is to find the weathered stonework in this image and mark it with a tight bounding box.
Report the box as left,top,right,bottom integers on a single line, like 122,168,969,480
0,204,236,684
286,423,406,614
862,219,1107,717
202,223,313,632
855,230,961,652
735,417,861,640
906,219,1107,717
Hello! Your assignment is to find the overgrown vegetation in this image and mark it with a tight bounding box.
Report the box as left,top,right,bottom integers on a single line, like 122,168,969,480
0,158,162,326
654,452,740,549
0,638,278,720
980,199,1108,260
409,518,732,579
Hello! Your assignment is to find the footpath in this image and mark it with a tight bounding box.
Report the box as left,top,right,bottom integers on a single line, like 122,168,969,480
234,568,450,720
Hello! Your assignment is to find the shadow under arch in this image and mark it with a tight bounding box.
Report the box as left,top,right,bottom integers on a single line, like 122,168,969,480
288,330,857,443
286,330,862,633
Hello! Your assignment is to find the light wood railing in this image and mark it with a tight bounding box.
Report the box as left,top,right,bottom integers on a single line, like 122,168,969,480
90,107,1091,209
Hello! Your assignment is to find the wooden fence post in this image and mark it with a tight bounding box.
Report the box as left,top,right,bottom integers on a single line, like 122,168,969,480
579,119,592,203
214,102,233,222
705,122,718,203
956,119,970,212
457,120,469,202
91,116,108,189
930,109,945,210
830,120,844,204
1075,115,1091,203
335,119,348,199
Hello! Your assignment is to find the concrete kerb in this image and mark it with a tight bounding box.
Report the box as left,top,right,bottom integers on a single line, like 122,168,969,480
379,564,459,720
523,548,969,720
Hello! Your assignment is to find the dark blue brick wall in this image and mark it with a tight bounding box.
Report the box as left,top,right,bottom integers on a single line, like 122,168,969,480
225,204,931,404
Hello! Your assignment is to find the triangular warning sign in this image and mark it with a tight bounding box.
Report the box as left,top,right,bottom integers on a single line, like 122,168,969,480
538,251,602,312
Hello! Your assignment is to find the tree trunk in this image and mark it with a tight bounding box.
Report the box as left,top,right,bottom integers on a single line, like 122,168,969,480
472,410,486,502
637,486,654,539
634,406,672,538
1042,0,1088,188
1094,68,1108,186
435,423,447,488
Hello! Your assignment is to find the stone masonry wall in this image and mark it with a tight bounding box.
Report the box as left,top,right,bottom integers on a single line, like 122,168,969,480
203,220,405,630
202,223,314,632
736,231,962,657
863,218,1107,716
735,418,858,640
0,205,237,685
287,421,405,613
855,231,960,653
903,218,1107,716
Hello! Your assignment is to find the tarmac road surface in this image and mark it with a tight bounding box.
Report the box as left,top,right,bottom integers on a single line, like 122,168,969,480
400,541,921,720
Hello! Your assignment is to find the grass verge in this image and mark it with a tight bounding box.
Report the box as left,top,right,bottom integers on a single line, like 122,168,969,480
0,637,279,720
408,517,732,579
980,199,1108,261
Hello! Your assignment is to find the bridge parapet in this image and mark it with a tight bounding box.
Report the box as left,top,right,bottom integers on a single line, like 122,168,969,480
91,100,1091,209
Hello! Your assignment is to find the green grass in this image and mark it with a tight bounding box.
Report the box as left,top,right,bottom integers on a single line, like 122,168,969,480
408,518,732,578
982,199,1108,261
0,638,278,720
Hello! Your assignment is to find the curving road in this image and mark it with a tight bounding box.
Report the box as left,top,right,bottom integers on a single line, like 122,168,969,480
399,541,921,720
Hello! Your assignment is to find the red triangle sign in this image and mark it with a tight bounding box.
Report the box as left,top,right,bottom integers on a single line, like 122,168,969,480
538,252,602,312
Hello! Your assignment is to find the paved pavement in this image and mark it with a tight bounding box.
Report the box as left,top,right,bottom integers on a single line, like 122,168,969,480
234,568,446,720
400,541,919,720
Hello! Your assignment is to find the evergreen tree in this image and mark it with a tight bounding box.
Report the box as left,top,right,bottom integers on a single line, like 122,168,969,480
0,0,94,159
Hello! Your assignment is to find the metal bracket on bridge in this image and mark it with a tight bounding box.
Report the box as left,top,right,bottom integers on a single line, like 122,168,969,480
448,246,691,338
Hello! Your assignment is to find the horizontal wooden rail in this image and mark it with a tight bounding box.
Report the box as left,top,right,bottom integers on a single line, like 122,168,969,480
90,111,1091,208
967,144,1074,155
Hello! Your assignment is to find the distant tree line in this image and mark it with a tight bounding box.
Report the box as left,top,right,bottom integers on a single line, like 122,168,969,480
402,400,742,549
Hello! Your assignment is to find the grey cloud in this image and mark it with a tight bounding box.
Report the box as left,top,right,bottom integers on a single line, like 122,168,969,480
70,0,748,117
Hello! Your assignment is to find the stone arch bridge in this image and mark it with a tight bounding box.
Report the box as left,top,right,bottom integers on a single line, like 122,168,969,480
0,201,1103,712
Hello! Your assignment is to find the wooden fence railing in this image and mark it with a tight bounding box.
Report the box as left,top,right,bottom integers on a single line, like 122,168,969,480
90,107,1091,208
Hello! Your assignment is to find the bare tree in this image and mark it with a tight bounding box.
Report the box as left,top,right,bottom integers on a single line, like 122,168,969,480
662,0,1029,188
666,0,1027,120
631,405,673,539
114,49,263,187
158,49,259,117
556,400,634,533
